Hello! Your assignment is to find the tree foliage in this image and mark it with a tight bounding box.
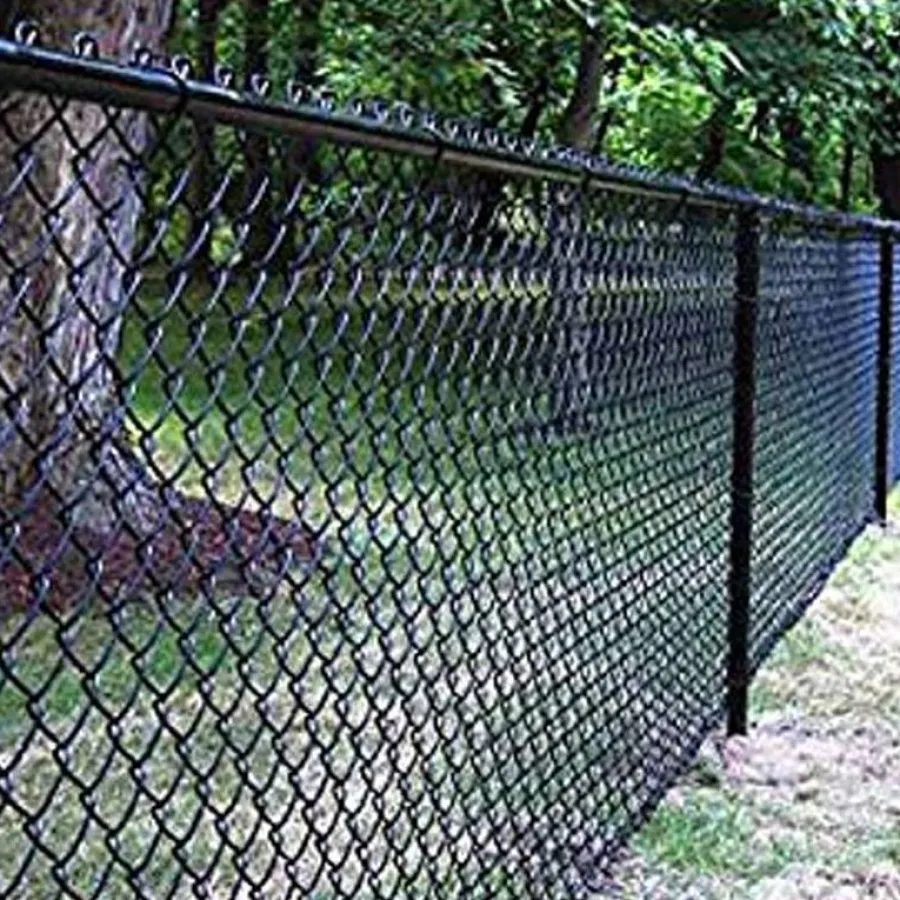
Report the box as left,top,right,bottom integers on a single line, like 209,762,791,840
99,0,900,213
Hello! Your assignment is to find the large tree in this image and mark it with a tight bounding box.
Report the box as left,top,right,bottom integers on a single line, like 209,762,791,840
0,0,312,610
0,0,176,535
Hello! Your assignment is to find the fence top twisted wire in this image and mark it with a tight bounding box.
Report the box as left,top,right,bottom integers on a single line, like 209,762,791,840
0,21,897,236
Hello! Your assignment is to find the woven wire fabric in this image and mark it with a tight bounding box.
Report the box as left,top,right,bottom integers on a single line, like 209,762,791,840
0,61,745,898
749,224,880,667
892,243,900,485
2,31,899,900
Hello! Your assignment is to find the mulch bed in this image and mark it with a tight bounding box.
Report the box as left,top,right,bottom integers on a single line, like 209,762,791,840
1,491,318,613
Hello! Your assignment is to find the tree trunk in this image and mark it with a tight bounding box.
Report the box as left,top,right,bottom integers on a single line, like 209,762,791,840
695,98,735,182
872,92,900,219
777,108,814,196
295,0,323,85
557,29,605,150
461,69,551,251
243,0,272,265
190,0,220,275
554,29,607,429
0,0,175,536
0,1,315,611
873,148,900,220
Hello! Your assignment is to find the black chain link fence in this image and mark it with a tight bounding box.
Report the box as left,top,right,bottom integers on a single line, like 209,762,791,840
892,246,900,485
751,226,880,667
0,32,898,900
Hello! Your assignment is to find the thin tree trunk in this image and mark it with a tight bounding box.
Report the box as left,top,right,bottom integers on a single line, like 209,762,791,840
558,29,605,150
695,98,735,182
873,147,900,219
191,0,220,275
778,108,814,197
554,28,607,428
243,0,272,265
295,0,323,85
465,66,554,249
871,63,900,219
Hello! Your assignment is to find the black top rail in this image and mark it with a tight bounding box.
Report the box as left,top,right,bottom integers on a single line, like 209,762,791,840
0,31,897,233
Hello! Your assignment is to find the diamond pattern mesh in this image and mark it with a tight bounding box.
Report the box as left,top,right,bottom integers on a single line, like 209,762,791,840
0,33,894,900
750,226,879,667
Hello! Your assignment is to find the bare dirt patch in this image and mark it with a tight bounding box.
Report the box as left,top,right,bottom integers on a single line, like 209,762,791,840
613,518,900,898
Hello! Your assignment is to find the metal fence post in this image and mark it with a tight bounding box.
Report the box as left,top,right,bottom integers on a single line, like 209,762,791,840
875,230,894,522
726,207,761,737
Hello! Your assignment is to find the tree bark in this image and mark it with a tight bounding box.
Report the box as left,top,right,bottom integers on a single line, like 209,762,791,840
190,0,220,275
553,29,607,429
0,0,175,534
0,1,315,610
558,29,605,150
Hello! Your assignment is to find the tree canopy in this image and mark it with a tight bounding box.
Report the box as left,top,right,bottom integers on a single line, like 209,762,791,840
154,0,900,215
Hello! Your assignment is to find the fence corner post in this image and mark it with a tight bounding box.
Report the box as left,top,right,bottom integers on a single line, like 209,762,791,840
875,229,894,523
726,206,761,738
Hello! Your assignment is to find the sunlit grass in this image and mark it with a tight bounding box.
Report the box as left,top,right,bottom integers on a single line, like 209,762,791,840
635,791,808,880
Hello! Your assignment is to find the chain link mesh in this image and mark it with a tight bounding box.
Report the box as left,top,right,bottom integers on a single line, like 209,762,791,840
892,245,900,484
750,225,880,667
0,36,895,900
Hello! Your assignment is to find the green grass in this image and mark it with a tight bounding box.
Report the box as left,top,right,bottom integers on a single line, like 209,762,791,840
629,493,900,896
119,270,477,525
766,619,832,671
0,273,738,898
635,791,808,880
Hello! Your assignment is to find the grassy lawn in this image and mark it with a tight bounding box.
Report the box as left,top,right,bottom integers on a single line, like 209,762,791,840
0,232,884,898
616,496,900,899
0,270,736,898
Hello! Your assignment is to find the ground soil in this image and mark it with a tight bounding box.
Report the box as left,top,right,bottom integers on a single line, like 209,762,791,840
612,519,900,899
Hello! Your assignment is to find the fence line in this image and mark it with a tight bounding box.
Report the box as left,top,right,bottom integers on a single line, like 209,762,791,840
0,29,898,900
876,232,895,521
0,31,893,226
